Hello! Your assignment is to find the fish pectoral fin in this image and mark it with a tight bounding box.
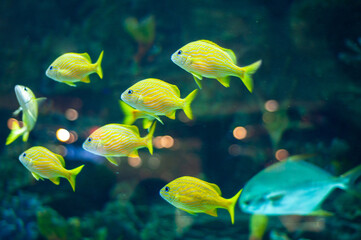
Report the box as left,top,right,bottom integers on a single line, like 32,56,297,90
81,75,91,83
13,107,23,116
191,72,203,89
145,112,164,125
309,209,334,216
165,111,176,120
204,208,218,217
31,172,43,181
128,150,139,158
266,193,284,202
36,97,47,106
217,76,231,88
105,156,119,166
49,177,60,185
63,81,77,87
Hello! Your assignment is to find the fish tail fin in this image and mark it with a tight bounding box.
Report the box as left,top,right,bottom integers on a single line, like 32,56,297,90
227,188,243,224
182,89,199,120
340,164,361,198
238,60,262,93
95,50,104,79
67,165,84,192
6,121,27,145
145,121,156,155
119,101,138,125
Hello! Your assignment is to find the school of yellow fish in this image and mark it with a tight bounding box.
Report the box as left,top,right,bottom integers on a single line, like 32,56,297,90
6,40,262,224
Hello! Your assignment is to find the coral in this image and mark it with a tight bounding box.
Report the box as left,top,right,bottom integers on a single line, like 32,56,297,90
0,192,43,240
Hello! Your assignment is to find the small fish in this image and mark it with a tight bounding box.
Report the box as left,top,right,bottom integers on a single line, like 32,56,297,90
239,159,361,216
82,122,156,166
159,176,243,224
19,146,84,191
171,40,262,92
121,78,198,120
119,100,163,130
46,51,104,87
6,85,46,145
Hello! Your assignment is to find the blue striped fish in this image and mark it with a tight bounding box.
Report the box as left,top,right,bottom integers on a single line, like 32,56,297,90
6,85,46,145
171,40,262,92
120,78,198,120
46,51,104,87
82,122,156,166
160,176,243,224
19,146,84,191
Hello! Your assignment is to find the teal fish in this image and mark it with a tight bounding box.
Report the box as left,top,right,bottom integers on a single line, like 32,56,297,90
6,85,46,145
46,51,103,87
19,146,84,191
121,78,198,120
171,40,262,92
82,122,156,166
239,159,361,216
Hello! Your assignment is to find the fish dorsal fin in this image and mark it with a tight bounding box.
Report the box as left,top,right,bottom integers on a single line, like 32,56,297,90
169,84,180,97
79,52,91,62
123,124,140,135
199,40,237,64
55,153,65,167
207,182,222,196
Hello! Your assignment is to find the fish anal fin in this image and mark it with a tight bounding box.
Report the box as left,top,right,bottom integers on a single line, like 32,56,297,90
63,81,77,87
217,76,230,88
105,156,119,166
128,150,139,158
204,208,218,217
81,75,91,83
31,172,43,181
165,111,176,120
309,209,334,216
79,52,91,62
49,177,60,185
192,75,202,89
180,208,197,215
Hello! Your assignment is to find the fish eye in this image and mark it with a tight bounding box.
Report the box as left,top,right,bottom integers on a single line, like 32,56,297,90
177,50,182,55
87,137,92,142
127,89,133,94
165,186,170,192
23,153,26,157
24,87,27,91
49,66,53,70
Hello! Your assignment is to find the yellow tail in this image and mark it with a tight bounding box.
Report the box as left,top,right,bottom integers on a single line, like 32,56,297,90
6,121,27,145
145,121,157,154
182,89,199,120
95,50,104,79
239,60,262,93
67,165,84,192
227,188,243,224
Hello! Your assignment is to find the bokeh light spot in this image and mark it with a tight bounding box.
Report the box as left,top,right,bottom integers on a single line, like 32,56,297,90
56,128,70,142
128,157,142,168
65,108,78,121
275,149,289,161
233,126,247,140
265,100,279,112
160,135,174,148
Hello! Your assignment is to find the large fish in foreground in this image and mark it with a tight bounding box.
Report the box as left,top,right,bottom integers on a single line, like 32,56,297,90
46,51,103,87
19,146,84,191
6,85,46,145
121,78,198,120
82,122,156,166
239,159,361,216
160,176,243,224
171,40,262,92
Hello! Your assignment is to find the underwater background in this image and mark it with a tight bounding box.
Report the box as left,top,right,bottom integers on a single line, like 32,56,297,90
1,0,361,239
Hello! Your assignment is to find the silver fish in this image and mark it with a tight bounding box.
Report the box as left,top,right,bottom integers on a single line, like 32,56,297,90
239,160,361,215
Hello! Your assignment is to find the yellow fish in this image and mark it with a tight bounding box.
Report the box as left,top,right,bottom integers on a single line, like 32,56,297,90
6,85,46,145
159,176,243,224
82,122,156,166
19,146,84,191
119,100,163,130
121,78,198,120
171,40,262,92
46,51,104,87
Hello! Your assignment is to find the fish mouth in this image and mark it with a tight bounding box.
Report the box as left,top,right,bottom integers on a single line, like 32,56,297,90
14,85,31,104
